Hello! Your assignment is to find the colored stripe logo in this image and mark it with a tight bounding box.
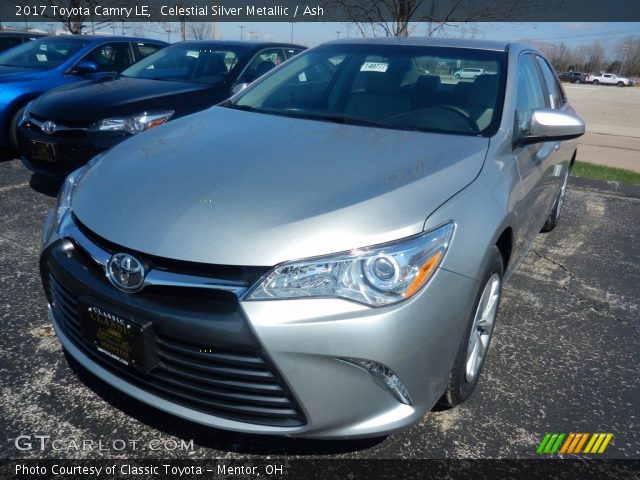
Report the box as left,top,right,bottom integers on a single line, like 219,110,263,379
537,433,613,454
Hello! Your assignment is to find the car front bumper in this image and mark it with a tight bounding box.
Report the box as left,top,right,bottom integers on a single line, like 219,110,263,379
18,122,128,177
42,215,477,438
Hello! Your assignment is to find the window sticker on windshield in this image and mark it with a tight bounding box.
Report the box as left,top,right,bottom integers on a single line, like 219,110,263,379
298,72,307,82
36,54,47,61
186,50,200,58
360,62,388,73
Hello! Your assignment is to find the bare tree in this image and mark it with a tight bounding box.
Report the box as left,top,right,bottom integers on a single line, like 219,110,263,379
27,0,127,34
616,36,640,76
575,41,606,74
325,0,550,38
188,23,211,40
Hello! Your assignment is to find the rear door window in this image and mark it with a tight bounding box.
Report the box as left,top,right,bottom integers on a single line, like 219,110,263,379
133,42,164,61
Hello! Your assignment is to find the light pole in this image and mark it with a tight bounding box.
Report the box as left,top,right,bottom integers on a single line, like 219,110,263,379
290,22,294,43
165,29,171,43
336,31,341,39
239,25,245,40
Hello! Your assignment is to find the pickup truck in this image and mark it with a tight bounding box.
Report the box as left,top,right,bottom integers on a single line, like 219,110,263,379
586,73,636,87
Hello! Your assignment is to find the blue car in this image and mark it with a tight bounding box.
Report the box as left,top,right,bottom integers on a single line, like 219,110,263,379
0,35,166,151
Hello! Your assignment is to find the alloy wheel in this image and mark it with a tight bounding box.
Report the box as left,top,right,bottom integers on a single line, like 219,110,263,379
465,273,501,382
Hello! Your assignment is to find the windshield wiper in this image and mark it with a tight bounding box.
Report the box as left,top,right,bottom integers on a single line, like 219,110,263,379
223,103,268,114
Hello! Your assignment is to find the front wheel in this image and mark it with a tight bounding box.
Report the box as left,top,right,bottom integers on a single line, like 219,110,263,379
8,106,25,153
438,246,503,408
617,81,624,87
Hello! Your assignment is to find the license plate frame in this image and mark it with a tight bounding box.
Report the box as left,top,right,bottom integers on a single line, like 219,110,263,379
79,301,157,373
30,140,57,163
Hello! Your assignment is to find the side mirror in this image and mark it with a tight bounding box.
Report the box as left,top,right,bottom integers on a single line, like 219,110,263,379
73,60,98,75
231,82,249,95
516,109,585,147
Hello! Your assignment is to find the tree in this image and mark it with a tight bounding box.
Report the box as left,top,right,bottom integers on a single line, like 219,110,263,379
616,36,640,76
188,23,211,40
30,0,127,34
324,0,551,38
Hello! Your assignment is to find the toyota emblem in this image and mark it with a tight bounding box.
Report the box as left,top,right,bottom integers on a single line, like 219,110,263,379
107,253,145,292
42,120,57,135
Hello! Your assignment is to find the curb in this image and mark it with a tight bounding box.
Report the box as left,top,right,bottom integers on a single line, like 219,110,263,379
570,175,640,199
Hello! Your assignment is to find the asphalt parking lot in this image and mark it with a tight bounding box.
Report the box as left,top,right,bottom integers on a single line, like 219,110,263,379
1,154,638,460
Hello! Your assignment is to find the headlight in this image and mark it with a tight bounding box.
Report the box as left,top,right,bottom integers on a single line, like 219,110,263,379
89,111,173,134
246,223,454,307
52,152,104,229
52,166,87,229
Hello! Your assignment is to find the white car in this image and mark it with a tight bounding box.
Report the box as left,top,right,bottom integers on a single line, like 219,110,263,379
454,67,485,79
587,73,635,87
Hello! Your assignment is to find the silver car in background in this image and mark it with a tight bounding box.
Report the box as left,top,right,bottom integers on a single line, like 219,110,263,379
41,38,584,438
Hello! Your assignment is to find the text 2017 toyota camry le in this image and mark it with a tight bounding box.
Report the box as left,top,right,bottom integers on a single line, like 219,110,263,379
40,38,584,438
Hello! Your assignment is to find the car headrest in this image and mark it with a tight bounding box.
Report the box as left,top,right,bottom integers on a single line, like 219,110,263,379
468,74,498,107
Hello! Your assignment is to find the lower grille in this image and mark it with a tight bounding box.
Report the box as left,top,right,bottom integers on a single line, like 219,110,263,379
47,272,305,427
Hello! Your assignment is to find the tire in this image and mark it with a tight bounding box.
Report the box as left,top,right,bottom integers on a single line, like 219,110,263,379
617,81,624,87
575,79,582,84
541,167,569,233
454,73,460,79
438,246,503,409
8,106,25,153
592,79,599,85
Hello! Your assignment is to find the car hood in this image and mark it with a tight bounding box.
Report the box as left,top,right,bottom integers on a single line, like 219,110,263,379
0,66,45,82
31,76,214,123
73,107,489,266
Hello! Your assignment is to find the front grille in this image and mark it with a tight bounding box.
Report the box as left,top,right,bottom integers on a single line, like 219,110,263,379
73,215,269,285
47,272,305,427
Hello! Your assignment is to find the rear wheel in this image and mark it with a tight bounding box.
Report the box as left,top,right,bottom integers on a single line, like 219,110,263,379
438,246,503,408
454,73,460,79
593,79,599,85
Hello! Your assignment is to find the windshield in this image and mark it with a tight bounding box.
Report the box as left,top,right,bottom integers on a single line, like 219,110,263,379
229,44,506,136
0,37,88,69
121,43,250,84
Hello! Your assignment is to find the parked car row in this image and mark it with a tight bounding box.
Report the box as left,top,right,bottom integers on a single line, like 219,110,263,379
585,72,636,87
35,37,584,438
16,40,304,176
558,70,636,87
0,35,168,152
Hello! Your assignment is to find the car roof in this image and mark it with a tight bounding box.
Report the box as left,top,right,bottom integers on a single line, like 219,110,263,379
32,35,165,44
172,40,306,49
324,37,511,51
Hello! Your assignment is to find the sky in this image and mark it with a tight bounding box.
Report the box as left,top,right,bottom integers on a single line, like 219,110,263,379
11,21,640,48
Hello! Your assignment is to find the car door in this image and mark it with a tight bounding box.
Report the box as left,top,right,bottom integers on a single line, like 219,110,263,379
534,54,573,206
512,53,559,254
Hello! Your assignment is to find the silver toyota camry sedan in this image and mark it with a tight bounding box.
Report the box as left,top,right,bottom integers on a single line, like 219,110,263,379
40,38,584,438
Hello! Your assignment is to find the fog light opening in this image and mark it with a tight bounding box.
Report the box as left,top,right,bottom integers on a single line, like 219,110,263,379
342,358,413,405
